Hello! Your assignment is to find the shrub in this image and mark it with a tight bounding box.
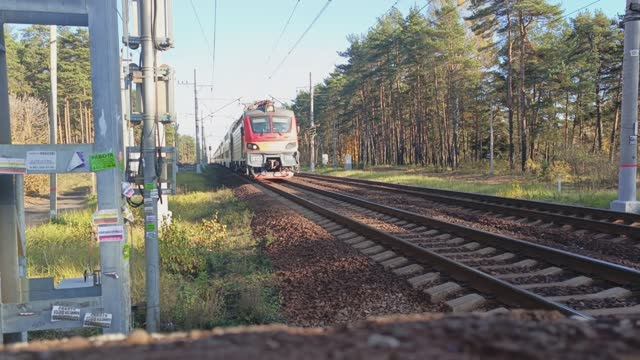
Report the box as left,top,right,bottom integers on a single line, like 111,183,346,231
159,214,228,275
25,175,49,197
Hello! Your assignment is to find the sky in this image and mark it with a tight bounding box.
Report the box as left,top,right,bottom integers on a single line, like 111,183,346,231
154,0,621,149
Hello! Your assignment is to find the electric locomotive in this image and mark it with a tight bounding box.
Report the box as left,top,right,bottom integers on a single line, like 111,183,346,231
213,100,299,178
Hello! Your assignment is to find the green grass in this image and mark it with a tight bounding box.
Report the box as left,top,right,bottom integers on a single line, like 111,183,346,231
27,168,280,333
315,168,618,209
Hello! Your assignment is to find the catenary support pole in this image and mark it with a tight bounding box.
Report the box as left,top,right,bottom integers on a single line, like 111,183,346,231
489,106,495,177
194,69,202,174
49,25,58,219
309,72,315,172
612,0,640,213
88,0,131,334
0,21,23,345
140,0,160,331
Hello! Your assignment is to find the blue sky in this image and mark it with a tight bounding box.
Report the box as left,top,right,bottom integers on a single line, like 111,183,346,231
158,0,620,147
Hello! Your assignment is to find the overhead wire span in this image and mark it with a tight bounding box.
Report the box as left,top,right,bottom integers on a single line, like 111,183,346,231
201,97,243,120
268,0,334,79
189,0,213,53
212,0,218,88
267,0,302,64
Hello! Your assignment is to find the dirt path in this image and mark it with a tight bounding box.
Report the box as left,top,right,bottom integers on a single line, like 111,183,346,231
25,191,90,227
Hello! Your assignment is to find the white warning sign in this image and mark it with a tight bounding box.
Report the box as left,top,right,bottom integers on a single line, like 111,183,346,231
26,151,57,172
83,312,113,328
51,305,81,322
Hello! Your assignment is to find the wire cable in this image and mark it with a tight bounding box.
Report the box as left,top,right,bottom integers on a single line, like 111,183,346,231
212,0,218,87
189,0,213,54
549,0,602,24
267,0,302,64
269,0,334,79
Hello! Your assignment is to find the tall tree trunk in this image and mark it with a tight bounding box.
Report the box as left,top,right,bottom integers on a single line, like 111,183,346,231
507,10,515,171
518,12,528,173
594,67,603,152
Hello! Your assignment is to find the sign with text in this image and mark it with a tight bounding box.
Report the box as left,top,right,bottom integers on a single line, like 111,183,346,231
97,224,125,243
83,312,112,328
90,152,117,172
51,305,81,322
26,151,57,172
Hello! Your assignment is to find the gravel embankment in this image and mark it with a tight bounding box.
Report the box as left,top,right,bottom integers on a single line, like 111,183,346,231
219,171,438,326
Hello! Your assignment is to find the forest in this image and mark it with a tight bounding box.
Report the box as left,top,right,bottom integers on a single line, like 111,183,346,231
292,0,624,185
5,25,195,163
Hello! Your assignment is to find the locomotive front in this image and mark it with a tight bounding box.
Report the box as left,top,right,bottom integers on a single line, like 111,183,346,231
243,101,299,178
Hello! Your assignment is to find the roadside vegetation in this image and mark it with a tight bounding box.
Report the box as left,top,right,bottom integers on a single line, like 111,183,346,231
316,161,617,209
27,168,280,332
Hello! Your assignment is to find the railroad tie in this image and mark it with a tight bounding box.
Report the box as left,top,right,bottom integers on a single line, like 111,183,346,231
548,287,632,302
424,282,462,303
445,293,486,313
370,250,397,262
380,256,409,269
344,235,367,244
407,272,440,289
392,264,424,276
361,245,385,255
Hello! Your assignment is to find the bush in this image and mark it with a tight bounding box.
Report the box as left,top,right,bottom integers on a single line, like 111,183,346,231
160,215,228,275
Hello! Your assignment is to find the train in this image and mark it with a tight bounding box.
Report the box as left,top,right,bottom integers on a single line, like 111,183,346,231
212,100,299,178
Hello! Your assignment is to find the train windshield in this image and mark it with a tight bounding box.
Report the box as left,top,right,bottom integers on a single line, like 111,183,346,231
250,117,269,134
272,116,292,133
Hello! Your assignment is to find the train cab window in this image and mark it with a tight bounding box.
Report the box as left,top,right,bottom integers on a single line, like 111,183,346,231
272,117,292,133
251,117,269,134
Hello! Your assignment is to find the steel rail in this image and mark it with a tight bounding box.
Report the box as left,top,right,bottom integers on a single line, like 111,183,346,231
285,180,640,287
256,180,593,319
299,173,640,237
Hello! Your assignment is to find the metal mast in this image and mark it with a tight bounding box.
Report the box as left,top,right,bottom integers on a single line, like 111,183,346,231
309,72,315,172
49,25,58,219
141,0,160,331
612,0,640,213
194,69,202,174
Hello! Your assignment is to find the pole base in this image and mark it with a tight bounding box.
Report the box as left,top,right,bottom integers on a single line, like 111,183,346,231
610,200,640,214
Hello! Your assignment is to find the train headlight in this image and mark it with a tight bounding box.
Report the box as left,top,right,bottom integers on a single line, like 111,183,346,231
285,142,297,150
247,143,260,150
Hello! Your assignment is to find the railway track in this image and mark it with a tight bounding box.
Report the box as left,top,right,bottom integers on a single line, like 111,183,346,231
253,177,640,319
297,173,640,241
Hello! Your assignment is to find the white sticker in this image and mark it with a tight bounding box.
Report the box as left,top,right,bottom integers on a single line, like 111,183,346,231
122,182,135,198
150,189,159,199
67,151,86,171
26,151,56,172
83,312,112,328
631,49,640,57
146,215,157,223
93,209,120,225
97,224,125,243
144,206,153,212
51,305,81,322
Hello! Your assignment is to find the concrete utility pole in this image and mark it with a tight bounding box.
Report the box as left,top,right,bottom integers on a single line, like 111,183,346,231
49,25,58,219
309,72,315,172
489,107,495,177
88,0,132,334
0,21,23,344
141,0,160,331
194,69,202,174
612,0,640,213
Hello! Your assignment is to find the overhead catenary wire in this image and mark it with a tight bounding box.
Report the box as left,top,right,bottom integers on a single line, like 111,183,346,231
201,97,243,120
548,0,603,24
269,0,334,79
212,0,218,88
267,0,302,64
189,0,213,54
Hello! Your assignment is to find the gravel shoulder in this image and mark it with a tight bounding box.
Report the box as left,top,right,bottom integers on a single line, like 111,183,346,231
221,171,437,326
